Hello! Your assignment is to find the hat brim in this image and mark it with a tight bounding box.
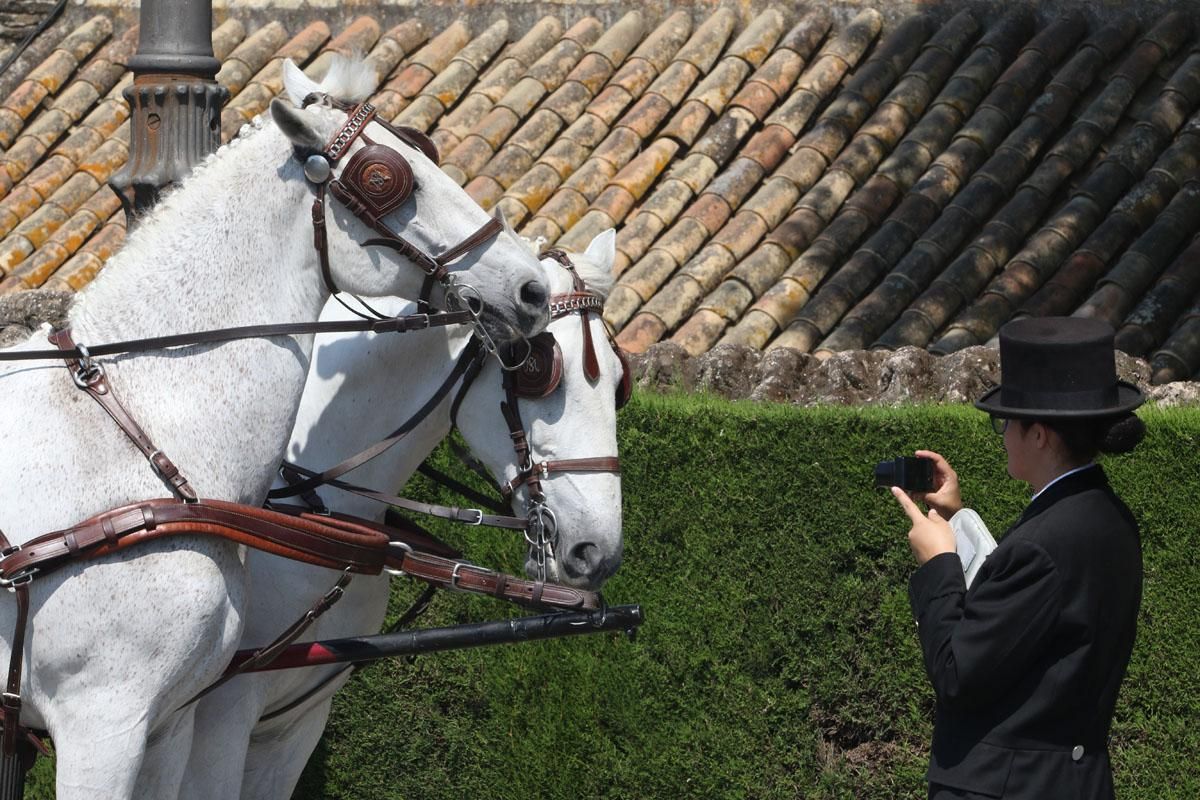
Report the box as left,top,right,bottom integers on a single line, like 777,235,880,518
974,381,1145,419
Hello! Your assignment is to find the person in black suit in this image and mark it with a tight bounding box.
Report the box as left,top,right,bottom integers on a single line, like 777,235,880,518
892,316,1146,799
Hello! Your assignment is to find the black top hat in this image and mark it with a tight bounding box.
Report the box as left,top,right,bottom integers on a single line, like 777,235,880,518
974,317,1144,419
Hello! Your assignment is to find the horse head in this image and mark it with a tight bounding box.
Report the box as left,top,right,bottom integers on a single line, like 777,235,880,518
269,58,549,343
455,230,626,590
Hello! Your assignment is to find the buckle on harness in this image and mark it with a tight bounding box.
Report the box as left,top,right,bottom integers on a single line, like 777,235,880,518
449,561,493,590
0,570,35,590
0,692,20,714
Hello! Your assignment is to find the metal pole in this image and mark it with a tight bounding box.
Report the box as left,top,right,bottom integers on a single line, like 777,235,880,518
109,0,228,220
228,605,645,673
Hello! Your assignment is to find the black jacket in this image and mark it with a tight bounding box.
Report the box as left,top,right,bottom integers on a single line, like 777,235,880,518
908,465,1142,799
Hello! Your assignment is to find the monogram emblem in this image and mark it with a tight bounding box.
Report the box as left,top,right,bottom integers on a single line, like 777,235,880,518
362,163,393,195
523,353,544,376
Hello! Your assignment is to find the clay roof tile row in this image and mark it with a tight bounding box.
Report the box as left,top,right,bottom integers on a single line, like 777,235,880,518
4,7,1200,381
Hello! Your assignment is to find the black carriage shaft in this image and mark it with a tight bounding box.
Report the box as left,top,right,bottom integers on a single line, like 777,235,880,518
229,604,643,672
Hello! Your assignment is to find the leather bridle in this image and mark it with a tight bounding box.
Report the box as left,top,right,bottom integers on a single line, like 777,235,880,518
273,252,629,584
451,250,627,583
299,93,509,350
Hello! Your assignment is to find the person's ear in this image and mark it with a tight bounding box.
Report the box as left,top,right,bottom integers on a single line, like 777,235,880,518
1032,421,1056,451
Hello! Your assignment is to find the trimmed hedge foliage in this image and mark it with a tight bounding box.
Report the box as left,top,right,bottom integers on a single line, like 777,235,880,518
290,396,1200,800
21,396,1200,798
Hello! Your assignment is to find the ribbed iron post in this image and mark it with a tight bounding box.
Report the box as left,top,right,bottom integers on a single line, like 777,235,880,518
109,0,228,220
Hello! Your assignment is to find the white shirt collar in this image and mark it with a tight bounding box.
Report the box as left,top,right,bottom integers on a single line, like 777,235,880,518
1031,463,1096,503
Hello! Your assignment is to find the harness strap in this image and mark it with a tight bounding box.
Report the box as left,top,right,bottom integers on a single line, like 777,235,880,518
50,329,198,503
268,336,487,501
500,457,623,501
0,528,49,760
177,570,354,711
0,499,391,582
0,312,470,364
384,549,598,610
416,459,509,515
252,582,439,725
275,466,529,531
541,251,600,382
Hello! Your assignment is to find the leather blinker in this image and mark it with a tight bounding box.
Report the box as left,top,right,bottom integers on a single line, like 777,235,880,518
334,143,415,221
513,333,563,399
615,347,632,410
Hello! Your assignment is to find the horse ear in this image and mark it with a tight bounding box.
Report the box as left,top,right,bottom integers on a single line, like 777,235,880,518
281,58,321,106
270,98,325,152
583,228,616,275
495,207,522,243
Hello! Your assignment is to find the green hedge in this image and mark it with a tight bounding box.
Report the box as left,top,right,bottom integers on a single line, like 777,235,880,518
22,396,1200,798
290,395,1200,800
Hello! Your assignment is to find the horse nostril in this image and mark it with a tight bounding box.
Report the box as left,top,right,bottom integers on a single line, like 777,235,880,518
520,279,548,309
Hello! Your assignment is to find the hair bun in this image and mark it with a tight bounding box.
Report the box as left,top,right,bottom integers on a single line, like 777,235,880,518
1099,413,1145,454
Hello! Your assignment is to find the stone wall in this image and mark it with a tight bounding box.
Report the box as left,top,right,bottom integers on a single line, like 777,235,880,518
630,340,1200,407
6,289,1196,408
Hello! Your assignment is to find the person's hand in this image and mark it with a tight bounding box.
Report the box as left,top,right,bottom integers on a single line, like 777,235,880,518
892,486,956,565
912,449,962,519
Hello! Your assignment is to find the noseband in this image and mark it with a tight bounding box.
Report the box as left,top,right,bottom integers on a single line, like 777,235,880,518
299,94,503,323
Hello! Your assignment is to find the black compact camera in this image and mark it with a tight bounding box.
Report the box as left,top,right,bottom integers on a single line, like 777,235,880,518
874,456,934,492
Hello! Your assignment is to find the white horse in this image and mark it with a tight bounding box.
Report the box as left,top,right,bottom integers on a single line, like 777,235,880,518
0,58,549,800
178,233,624,800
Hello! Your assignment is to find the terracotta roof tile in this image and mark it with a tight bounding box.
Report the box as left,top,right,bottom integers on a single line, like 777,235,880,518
1114,235,1200,355
36,213,124,294
365,21,428,82
6,9,1200,378
558,138,679,250
520,12,720,244
218,22,288,98
444,19,601,184
935,108,1200,352
906,45,1200,353
1074,178,1200,325
1150,298,1200,382
802,16,1126,355
395,20,509,131
609,11,892,350
466,13,645,206
763,12,880,137
375,20,470,117
306,17,382,79
663,16,945,352
222,22,331,139
0,15,113,150
431,17,560,152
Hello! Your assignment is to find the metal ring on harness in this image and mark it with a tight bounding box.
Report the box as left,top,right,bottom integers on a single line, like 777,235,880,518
71,343,103,389
384,540,412,577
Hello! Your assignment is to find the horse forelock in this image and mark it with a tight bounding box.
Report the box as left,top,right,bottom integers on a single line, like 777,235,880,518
317,54,377,104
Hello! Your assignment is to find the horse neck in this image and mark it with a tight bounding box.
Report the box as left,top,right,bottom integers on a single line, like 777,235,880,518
70,121,324,340
63,121,332,503
283,299,466,521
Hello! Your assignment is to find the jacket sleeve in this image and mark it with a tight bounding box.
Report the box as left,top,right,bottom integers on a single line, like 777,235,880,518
908,540,1063,709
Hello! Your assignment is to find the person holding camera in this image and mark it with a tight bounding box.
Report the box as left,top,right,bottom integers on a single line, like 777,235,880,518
892,316,1146,800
